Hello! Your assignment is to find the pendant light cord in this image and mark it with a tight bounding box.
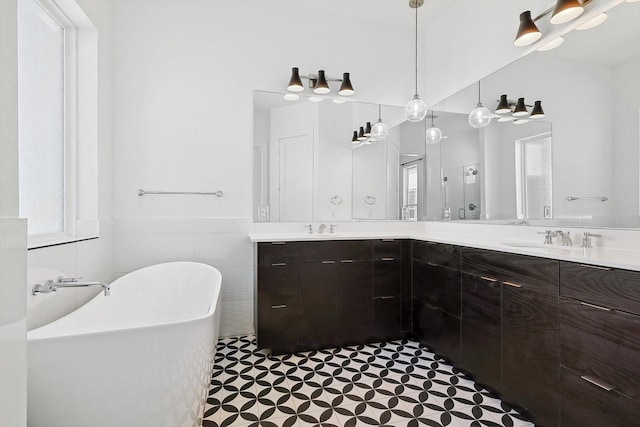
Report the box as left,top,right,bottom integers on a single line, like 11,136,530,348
414,4,418,97
378,104,382,121
477,81,481,106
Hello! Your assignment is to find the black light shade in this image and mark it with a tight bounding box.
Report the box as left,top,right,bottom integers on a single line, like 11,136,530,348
339,72,355,96
550,0,584,25
352,131,358,142
357,126,366,140
314,70,330,94
512,97,528,117
530,100,546,119
364,122,372,137
287,67,304,92
514,11,542,47
495,94,511,114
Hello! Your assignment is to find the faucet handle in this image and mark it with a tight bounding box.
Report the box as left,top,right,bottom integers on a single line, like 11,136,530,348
537,230,553,244
329,224,337,234
303,224,312,234
582,232,601,249
57,276,82,283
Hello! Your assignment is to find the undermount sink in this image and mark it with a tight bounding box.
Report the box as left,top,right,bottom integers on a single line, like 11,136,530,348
501,242,581,252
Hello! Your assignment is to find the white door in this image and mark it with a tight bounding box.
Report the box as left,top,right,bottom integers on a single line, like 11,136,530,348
277,130,314,222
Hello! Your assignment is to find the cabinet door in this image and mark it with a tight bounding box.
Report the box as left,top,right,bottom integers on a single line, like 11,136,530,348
502,285,559,427
560,367,640,427
461,273,501,391
413,298,461,365
335,260,373,347
374,259,401,297
372,296,401,342
298,262,336,351
257,263,299,354
413,260,461,316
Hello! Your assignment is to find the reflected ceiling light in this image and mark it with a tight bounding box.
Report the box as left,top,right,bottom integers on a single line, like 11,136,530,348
287,67,355,97
497,116,516,122
530,100,546,119
550,0,584,25
371,104,389,140
537,36,564,51
468,81,492,128
495,94,511,114
309,96,324,103
576,12,607,30
357,127,367,141
514,119,530,124
313,70,330,94
338,73,355,96
287,67,304,92
514,11,542,47
512,97,528,117
332,99,347,104
364,122,372,137
405,0,427,122
283,93,299,101
425,113,443,145
351,131,358,143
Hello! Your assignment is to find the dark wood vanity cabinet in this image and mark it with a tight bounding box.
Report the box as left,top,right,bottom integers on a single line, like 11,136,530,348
559,262,640,426
257,239,407,354
412,241,461,365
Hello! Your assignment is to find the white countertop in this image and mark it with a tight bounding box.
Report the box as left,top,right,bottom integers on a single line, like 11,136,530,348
248,231,640,272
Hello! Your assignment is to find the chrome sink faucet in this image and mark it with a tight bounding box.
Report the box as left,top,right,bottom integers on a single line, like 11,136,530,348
582,232,601,249
554,231,573,246
538,230,554,244
32,276,110,296
318,224,326,234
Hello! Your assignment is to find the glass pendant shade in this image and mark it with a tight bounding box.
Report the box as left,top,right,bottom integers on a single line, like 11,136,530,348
514,11,542,47
351,131,358,143
364,122,372,137
426,126,443,145
576,13,607,31
512,97,528,116
495,94,511,114
405,95,428,122
283,93,299,101
537,37,564,52
287,67,304,92
338,73,355,96
371,120,389,140
550,0,584,25
313,70,330,94
468,104,493,128
530,100,546,119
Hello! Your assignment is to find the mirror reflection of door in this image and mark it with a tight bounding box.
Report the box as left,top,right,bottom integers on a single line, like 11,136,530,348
400,157,424,221
515,132,552,219
444,164,481,220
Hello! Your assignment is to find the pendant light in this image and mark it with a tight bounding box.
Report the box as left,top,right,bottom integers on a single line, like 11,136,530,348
495,94,511,114
468,81,492,128
351,131,358,143
405,0,427,122
313,70,330,94
550,0,584,25
530,100,546,119
425,113,442,145
364,122,372,137
512,97,528,117
287,67,304,92
514,11,542,47
371,104,389,140
357,127,367,141
338,73,354,96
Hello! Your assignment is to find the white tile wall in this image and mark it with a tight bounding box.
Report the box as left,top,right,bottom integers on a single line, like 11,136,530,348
114,217,254,337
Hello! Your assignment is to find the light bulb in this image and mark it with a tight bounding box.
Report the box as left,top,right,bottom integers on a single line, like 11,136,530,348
426,126,443,145
371,121,389,140
405,95,428,122
468,104,493,128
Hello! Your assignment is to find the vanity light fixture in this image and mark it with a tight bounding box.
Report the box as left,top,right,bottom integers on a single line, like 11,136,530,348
494,96,545,122
468,81,492,128
370,104,389,140
286,67,355,97
357,127,367,141
530,100,546,118
351,131,359,143
575,12,607,30
495,94,511,114
425,113,443,145
404,0,428,122
550,0,584,25
512,97,529,117
364,122,372,137
514,11,542,47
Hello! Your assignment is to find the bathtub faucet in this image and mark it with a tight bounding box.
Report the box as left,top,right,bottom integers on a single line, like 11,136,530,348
32,277,110,296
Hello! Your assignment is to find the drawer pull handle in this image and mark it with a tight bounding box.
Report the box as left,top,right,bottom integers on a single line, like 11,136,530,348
580,301,611,311
271,242,286,245
271,263,287,267
480,276,498,282
322,260,336,264
382,239,395,242
579,264,612,271
382,257,395,261
340,259,354,263
271,304,287,309
427,262,439,267
374,296,395,300
503,281,523,288
581,375,614,392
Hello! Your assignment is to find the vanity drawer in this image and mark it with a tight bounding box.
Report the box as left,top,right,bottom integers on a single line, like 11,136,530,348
412,241,460,271
299,240,372,263
257,263,299,307
373,239,402,260
258,241,303,265
560,297,640,401
461,248,559,295
560,367,640,427
560,262,640,315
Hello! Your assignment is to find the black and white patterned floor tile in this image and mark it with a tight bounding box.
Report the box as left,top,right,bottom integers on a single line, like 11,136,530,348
203,336,534,427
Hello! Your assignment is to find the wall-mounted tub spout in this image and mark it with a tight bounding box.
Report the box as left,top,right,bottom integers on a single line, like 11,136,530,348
32,277,110,296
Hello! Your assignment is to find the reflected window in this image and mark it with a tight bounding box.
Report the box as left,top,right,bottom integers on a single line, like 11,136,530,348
515,132,553,219
402,165,418,220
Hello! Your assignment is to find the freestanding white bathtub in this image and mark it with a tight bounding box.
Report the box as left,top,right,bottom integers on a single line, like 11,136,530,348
27,262,222,427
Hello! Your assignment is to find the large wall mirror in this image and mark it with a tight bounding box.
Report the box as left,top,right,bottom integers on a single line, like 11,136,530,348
253,2,639,227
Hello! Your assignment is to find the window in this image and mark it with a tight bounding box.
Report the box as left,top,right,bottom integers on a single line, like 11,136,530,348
17,0,98,248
